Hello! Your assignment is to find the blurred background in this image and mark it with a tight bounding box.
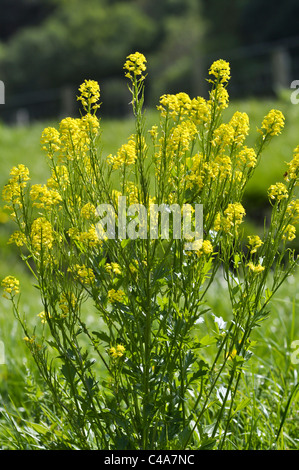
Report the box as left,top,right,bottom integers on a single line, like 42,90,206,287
1,0,299,122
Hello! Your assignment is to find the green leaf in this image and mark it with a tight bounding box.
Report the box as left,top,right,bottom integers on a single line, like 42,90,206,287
198,437,217,450
28,422,50,435
200,335,218,346
61,362,77,383
121,239,131,248
231,397,251,417
92,330,110,344
188,367,208,384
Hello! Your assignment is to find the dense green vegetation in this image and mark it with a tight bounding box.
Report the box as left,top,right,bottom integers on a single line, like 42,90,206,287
0,90,298,449
2,0,299,118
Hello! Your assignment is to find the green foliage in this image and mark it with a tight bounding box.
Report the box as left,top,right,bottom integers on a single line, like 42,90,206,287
1,1,157,95
0,0,205,114
1,54,299,450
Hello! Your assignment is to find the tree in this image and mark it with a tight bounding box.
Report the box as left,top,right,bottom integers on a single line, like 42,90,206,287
0,0,55,42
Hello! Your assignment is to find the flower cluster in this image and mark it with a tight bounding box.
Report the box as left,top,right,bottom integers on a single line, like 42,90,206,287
258,109,285,137
214,203,246,234
282,224,296,242
108,288,126,304
229,111,250,146
285,145,299,181
157,92,211,124
41,127,61,158
208,59,231,84
105,262,122,276
268,182,289,202
123,52,147,81
107,135,137,170
236,147,257,169
59,292,77,317
68,225,101,248
247,235,263,254
1,276,20,299
30,184,62,209
195,239,214,257
2,164,30,212
8,230,26,247
247,261,265,274
109,344,125,359
77,79,101,112
31,217,54,252
47,165,70,191
69,264,95,286
81,202,96,220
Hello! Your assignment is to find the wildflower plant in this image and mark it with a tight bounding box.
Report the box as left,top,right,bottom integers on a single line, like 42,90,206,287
1,53,298,450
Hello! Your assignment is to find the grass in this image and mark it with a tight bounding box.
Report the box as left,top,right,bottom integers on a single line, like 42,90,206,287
0,95,299,449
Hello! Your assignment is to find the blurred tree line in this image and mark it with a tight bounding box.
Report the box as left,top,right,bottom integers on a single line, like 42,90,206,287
1,0,299,118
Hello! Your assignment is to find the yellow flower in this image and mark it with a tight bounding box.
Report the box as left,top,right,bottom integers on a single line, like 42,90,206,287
209,85,229,110
226,347,237,360
23,336,35,344
236,146,257,169
108,288,125,303
31,217,54,252
186,153,206,190
286,199,299,224
282,224,296,242
78,226,102,247
81,202,96,220
258,109,285,137
148,125,158,142
2,164,30,210
59,292,77,317
209,59,231,84
30,184,62,209
47,165,69,191
268,182,288,202
109,344,125,359
107,135,137,169
59,117,87,161
77,79,101,112
285,146,299,181
105,262,122,276
247,261,265,274
211,123,235,150
69,264,95,285
80,113,100,134
195,240,213,257
190,96,211,125
37,311,51,324
124,52,147,81
168,120,197,156
8,230,26,247
229,111,250,145
157,92,192,120
207,155,232,180
215,203,246,234
1,276,20,298
247,235,263,254
41,127,61,157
